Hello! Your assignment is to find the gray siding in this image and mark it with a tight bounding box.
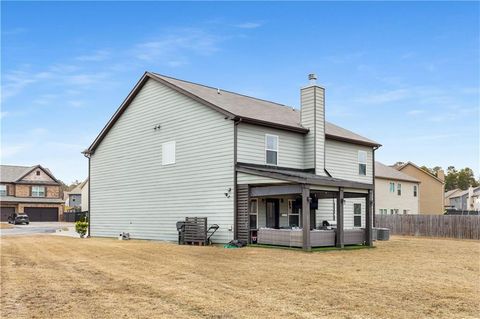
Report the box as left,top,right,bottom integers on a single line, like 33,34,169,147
237,172,288,185
325,139,373,184
90,78,234,243
316,198,366,229
301,86,325,174
237,122,304,169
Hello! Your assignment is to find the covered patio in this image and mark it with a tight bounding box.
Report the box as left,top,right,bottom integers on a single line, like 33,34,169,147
236,164,374,251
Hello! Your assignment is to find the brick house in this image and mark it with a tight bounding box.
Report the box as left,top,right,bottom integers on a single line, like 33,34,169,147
0,165,64,221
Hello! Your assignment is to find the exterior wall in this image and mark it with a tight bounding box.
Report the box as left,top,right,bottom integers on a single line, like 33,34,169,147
237,172,288,185
450,195,467,210
1,183,16,196
398,165,444,214
236,122,304,169
90,78,235,243
325,139,373,184
21,169,55,183
68,194,82,207
301,85,325,174
375,178,419,214
81,181,89,211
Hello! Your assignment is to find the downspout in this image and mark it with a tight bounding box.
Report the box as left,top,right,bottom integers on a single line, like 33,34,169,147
372,146,379,227
82,150,92,238
233,118,241,240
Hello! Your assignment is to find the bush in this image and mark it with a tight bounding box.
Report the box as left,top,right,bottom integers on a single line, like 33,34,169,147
75,218,88,238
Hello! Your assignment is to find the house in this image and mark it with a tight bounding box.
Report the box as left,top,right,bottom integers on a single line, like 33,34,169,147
447,186,480,211
83,72,381,250
80,179,89,212
393,162,445,214
375,161,420,215
0,165,64,221
64,184,82,211
444,188,462,209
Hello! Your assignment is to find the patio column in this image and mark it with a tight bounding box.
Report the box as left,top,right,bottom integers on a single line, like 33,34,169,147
336,188,344,248
365,189,374,246
302,184,311,251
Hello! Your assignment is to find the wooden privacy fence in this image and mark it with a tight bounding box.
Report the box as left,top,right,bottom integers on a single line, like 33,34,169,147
375,214,480,240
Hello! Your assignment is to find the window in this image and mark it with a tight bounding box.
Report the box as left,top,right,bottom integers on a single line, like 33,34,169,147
288,199,300,227
414,185,417,197
36,170,40,176
358,151,367,176
389,182,395,193
390,209,394,215
0,185,6,196
162,141,176,165
354,203,362,227
249,199,258,230
379,208,387,215
403,209,408,215
32,186,45,197
265,134,278,166
397,183,402,196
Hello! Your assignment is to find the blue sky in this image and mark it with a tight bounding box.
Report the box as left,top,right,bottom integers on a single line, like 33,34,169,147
2,1,479,183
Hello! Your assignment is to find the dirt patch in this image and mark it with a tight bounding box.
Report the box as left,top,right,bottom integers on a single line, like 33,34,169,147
1,235,479,319
0,224,13,229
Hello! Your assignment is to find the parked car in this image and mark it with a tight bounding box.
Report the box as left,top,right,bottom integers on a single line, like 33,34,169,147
7,213,30,225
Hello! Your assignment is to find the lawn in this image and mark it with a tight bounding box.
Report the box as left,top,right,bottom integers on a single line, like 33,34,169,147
1,235,479,319
0,223,13,229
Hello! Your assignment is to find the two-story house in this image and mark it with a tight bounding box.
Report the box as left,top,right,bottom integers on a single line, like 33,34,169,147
83,72,381,250
375,161,420,215
0,165,64,221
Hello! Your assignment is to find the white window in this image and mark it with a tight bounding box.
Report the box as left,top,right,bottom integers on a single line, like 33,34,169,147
32,186,45,197
397,183,402,196
389,182,395,193
354,203,362,227
414,185,418,197
358,151,367,176
288,199,300,227
265,134,278,166
249,199,258,230
0,185,6,196
162,141,176,165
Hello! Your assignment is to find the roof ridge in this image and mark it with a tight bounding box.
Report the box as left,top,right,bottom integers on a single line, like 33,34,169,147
151,72,299,112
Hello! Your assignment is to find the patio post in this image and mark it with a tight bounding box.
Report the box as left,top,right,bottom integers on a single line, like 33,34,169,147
302,184,311,251
365,189,374,246
336,188,344,248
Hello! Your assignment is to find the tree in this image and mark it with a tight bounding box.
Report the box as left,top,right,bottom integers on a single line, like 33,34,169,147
444,167,458,191
456,168,478,190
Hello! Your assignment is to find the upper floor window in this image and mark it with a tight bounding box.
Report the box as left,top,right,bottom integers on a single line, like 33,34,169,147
413,185,417,197
0,185,6,196
389,182,395,193
358,151,367,175
397,183,402,196
265,134,278,166
32,186,45,197
162,141,176,165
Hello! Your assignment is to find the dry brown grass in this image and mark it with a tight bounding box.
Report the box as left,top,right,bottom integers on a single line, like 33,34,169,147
0,223,13,229
1,235,479,319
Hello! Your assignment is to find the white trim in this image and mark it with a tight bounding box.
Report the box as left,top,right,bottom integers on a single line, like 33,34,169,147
265,134,279,166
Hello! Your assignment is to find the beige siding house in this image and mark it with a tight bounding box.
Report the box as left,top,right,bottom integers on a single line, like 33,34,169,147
394,162,445,214
375,162,420,215
84,72,381,250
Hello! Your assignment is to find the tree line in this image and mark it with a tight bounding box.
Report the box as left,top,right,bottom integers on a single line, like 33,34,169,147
420,166,479,191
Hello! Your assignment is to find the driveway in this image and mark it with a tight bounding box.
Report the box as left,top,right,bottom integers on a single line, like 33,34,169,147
0,222,73,236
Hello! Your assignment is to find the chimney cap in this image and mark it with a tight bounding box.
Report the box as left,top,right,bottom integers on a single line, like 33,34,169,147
308,73,317,81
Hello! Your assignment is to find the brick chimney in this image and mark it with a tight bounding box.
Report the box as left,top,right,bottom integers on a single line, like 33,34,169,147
437,169,445,181
301,74,326,175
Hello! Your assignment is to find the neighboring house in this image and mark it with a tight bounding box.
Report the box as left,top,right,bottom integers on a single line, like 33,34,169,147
375,162,420,215
444,188,462,209
447,186,480,211
393,162,445,214
80,179,89,212
0,165,64,221
83,72,381,250
64,184,83,210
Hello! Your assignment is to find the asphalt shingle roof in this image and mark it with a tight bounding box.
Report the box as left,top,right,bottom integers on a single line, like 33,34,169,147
0,165,33,183
375,162,420,183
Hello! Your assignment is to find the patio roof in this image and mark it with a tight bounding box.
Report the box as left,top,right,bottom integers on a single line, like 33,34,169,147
236,163,373,190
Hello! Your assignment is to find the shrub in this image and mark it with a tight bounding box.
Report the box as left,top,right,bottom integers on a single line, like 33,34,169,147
75,218,88,238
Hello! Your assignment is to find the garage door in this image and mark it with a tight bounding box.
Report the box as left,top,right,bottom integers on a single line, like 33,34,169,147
24,207,59,222
0,207,15,221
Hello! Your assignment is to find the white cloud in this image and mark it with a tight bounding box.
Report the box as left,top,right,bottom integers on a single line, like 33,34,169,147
407,109,425,116
233,22,263,29
356,89,410,104
75,50,110,62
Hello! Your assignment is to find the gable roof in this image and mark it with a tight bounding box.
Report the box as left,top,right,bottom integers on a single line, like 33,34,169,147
395,161,444,184
85,72,381,154
375,161,420,183
0,164,59,184
445,188,461,198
